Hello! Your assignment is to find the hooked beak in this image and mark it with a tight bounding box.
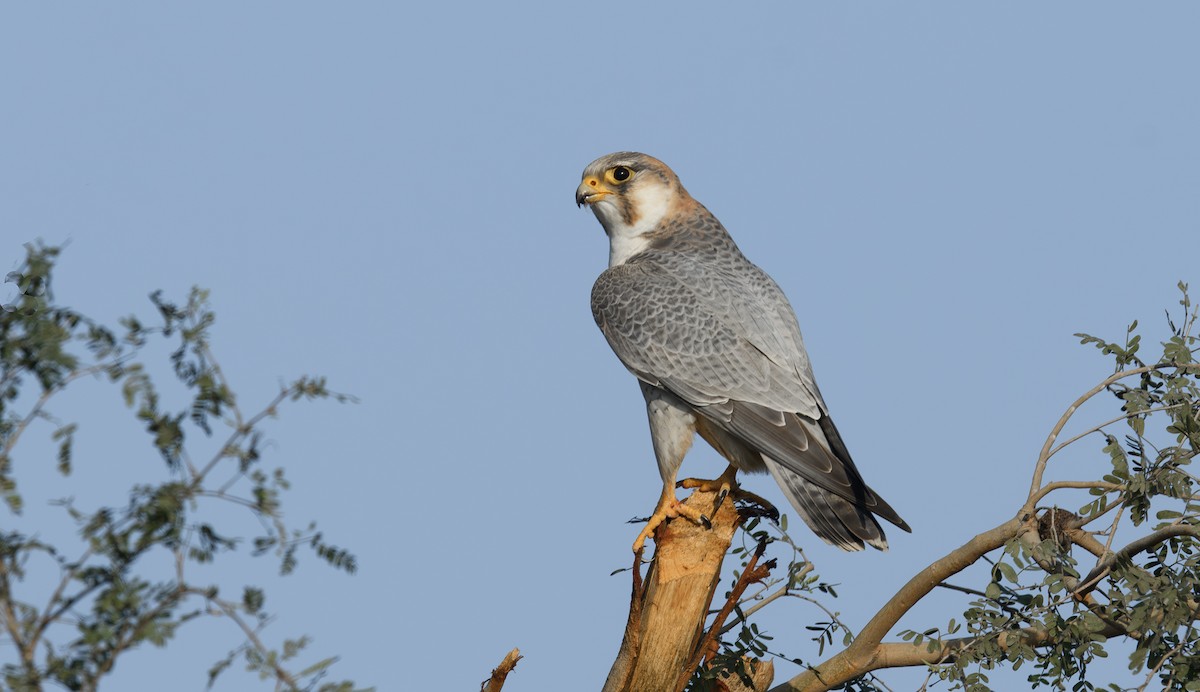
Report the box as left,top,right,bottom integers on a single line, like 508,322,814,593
575,176,612,208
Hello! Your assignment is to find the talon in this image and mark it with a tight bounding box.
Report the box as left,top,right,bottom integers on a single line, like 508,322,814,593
715,487,730,513
678,464,783,524
701,514,712,529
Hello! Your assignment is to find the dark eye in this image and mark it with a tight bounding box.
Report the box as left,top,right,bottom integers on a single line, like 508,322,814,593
612,166,632,182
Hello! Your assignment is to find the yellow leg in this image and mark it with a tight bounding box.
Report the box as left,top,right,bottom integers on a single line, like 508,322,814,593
632,482,711,553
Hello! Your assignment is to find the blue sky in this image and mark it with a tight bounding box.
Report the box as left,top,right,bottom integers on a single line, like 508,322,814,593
3,3,1199,690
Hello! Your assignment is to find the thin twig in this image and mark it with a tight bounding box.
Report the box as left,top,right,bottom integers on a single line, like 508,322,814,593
935,582,989,598
1100,499,1126,563
192,587,302,690
720,565,811,636
1069,496,1126,530
92,585,189,683
195,387,288,482
1076,524,1200,597
677,540,774,692
720,575,796,633
1028,363,1200,506
1031,480,1123,504
203,345,244,430
1046,403,1187,462
33,545,96,647
1135,618,1195,691
0,562,36,672
2,363,112,460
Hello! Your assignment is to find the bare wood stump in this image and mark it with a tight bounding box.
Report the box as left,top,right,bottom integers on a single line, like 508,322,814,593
481,647,521,692
603,488,774,692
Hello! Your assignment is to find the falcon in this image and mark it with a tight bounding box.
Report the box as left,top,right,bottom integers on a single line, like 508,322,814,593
577,152,910,553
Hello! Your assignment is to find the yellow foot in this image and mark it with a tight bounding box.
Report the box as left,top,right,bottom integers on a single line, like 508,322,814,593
677,467,778,520
678,463,739,497
631,495,711,553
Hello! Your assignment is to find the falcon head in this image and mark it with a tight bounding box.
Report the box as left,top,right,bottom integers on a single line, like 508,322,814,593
576,152,694,266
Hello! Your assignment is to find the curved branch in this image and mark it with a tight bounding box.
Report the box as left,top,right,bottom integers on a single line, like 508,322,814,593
772,517,1025,692
1045,403,1188,462
1028,363,1200,506
195,387,288,482
780,615,1137,692
93,585,189,683
34,546,98,646
1031,480,1123,505
190,587,302,690
874,617,1128,671
770,362,1200,691
1076,524,1200,596
857,518,1023,650
2,363,112,460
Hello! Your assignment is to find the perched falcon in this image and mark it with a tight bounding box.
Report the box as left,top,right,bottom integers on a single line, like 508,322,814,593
577,152,910,552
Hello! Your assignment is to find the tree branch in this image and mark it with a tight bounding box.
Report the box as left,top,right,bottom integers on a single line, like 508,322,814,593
1030,480,1122,505
1075,524,1200,597
1049,403,1189,459
721,563,813,636
1028,363,1200,506
192,588,302,690
2,363,112,462
678,539,775,691
776,517,1200,692
0,558,36,676
771,517,1024,692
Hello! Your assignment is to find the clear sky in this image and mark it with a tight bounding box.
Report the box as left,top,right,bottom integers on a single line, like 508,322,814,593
3,3,1199,690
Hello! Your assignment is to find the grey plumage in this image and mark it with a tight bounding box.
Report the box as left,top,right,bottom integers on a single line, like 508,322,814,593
579,152,909,551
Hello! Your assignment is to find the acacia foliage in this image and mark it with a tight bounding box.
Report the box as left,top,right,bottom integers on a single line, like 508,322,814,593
917,285,1200,691
0,243,365,691
671,284,1200,691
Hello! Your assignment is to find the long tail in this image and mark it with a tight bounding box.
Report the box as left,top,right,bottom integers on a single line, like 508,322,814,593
765,459,889,551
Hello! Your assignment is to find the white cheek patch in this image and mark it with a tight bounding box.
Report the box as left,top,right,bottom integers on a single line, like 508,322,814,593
605,182,673,267
626,182,672,235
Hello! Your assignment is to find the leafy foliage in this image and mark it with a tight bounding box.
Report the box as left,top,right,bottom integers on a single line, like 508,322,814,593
913,283,1200,691
0,242,367,690
680,283,1200,691
685,514,891,692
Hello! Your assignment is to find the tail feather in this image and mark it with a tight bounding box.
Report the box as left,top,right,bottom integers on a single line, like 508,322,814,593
765,458,888,551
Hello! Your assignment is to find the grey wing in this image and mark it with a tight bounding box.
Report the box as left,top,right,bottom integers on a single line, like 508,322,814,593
592,257,909,541
591,257,823,417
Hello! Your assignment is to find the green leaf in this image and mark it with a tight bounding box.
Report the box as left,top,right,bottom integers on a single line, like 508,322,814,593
243,587,265,615
299,656,339,678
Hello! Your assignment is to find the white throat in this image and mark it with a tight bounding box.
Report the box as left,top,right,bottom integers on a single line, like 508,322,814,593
594,183,673,267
